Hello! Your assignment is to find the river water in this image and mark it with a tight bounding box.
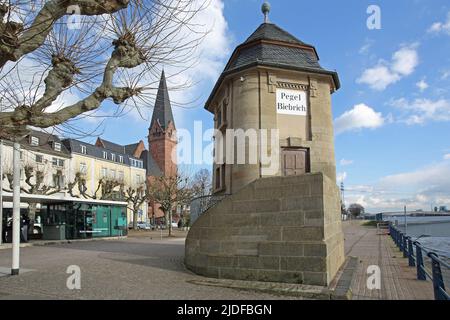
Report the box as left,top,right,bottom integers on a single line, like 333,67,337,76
383,216,450,258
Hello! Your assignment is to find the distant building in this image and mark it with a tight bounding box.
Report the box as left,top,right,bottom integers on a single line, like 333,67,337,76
146,70,178,224
1,129,71,202
62,138,148,224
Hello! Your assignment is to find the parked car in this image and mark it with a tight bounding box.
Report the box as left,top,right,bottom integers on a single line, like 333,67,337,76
171,221,178,228
136,222,152,230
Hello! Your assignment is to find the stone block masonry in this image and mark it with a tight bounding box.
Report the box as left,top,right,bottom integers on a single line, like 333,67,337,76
185,172,345,286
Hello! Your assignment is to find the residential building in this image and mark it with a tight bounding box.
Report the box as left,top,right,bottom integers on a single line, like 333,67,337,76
62,138,148,224
0,129,71,202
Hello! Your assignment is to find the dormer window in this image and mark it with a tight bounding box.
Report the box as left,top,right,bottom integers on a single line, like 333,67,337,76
54,142,61,152
111,154,116,162
80,145,87,154
119,155,123,163
102,151,107,159
30,136,39,146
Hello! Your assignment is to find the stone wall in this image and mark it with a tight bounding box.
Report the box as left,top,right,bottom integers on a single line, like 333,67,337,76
185,172,345,286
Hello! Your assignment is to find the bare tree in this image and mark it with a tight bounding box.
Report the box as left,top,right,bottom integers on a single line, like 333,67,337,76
124,184,147,229
348,203,365,218
2,164,64,233
0,0,208,139
147,173,192,236
191,168,212,198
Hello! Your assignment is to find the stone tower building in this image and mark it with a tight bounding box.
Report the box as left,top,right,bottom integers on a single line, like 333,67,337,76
185,3,345,287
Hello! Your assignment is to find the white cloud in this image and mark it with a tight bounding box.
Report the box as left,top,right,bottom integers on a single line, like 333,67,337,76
389,97,450,125
357,65,400,91
391,47,419,76
344,161,450,212
334,103,385,134
444,154,450,160
416,79,429,92
427,12,450,35
337,172,347,182
357,45,419,91
441,70,450,80
359,39,374,55
340,159,354,166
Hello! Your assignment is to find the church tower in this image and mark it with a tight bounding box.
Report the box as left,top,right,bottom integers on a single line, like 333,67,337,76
148,70,177,177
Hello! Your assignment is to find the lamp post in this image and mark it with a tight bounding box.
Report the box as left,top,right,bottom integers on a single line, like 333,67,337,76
0,139,3,245
11,140,21,275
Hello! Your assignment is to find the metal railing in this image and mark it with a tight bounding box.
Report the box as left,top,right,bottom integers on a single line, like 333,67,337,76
389,223,450,300
189,194,230,225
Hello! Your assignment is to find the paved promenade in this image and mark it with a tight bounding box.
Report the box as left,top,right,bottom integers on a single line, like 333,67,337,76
0,223,438,300
344,221,434,300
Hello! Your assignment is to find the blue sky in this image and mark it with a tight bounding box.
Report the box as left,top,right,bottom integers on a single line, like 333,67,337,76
77,0,450,213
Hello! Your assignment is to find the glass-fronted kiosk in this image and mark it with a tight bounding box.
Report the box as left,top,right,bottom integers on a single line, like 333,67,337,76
42,202,127,240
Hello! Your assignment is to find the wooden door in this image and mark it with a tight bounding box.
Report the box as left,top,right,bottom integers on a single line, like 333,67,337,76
281,148,309,176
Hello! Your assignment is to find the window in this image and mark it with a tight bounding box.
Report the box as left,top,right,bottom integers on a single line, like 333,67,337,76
119,155,123,163
118,171,124,181
111,154,116,162
131,159,143,168
215,164,226,191
215,167,221,190
30,136,39,146
110,169,116,179
102,151,107,160
216,100,228,130
52,174,64,188
101,167,107,178
54,142,61,152
135,174,142,184
53,158,64,167
79,162,87,174
36,155,43,163
80,145,87,154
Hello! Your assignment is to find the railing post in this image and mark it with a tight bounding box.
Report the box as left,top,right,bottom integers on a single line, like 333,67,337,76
407,238,415,267
414,243,426,280
402,234,408,258
428,252,447,300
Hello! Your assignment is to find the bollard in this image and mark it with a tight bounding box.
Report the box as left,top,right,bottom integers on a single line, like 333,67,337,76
428,252,447,300
407,238,415,267
414,243,426,281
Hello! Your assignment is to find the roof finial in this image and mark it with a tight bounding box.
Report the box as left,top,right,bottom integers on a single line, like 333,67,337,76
262,1,270,23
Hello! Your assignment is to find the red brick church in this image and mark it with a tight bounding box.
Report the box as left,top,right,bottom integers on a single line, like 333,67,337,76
96,70,177,224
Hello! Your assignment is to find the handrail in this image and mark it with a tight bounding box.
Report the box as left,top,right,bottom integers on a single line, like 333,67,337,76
189,194,231,224
388,223,450,300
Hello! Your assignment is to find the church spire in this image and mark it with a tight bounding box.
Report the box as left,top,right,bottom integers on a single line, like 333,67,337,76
150,70,175,131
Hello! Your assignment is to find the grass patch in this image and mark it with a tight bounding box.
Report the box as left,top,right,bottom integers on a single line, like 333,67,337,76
362,220,379,227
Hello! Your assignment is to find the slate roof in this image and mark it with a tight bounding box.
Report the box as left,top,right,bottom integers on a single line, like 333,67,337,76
206,22,340,109
4,129,72,158
243,22,309,46
97,138,127,154
150,70,175,130
62,138,143,168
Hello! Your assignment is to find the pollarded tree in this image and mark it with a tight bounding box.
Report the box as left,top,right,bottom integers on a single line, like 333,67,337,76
124,184,147,230
147,173,192,236
2,164,65,233
0,0,208,140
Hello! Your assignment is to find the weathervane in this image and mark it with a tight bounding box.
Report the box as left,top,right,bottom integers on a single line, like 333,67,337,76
262,1,270,23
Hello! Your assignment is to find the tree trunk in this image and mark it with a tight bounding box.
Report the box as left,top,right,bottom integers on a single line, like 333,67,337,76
133,208,138,230
168,209,173,237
